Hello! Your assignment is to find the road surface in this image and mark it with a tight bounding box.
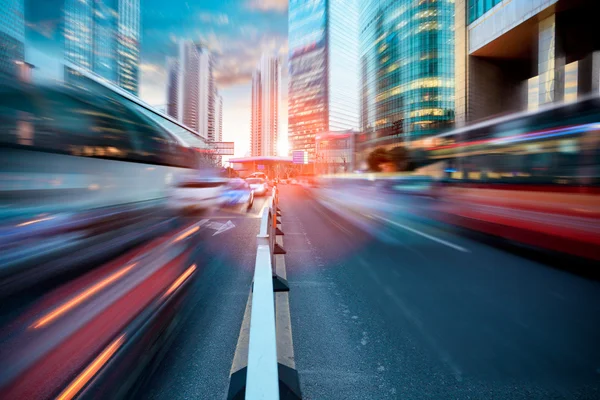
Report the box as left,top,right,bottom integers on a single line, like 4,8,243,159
138,185,600,399
282,185,600,399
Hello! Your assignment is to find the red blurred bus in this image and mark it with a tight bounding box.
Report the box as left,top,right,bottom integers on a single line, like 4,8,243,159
428,96,600,260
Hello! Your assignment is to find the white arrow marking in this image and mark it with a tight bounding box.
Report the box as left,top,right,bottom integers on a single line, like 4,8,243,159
212,220,236,236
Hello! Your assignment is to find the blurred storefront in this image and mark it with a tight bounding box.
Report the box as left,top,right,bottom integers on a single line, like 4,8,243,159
315,131,355,174
228,156,294,179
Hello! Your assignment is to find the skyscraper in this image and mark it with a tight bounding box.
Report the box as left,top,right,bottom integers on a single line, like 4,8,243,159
0,0,25,78
64,0,140,94
251,54,280,157
358,0,454,155
167,40,215,140
203,46,215,142
214,93,223,165
288,0,360,160
215,93,223,143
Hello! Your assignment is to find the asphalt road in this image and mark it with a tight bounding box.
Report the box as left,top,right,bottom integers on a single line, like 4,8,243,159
279,184,600,399
136,197,269,400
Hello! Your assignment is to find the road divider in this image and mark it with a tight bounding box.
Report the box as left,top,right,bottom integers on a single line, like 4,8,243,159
227,186,302,400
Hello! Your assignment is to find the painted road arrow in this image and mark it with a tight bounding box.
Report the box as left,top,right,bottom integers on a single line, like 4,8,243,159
206,220,236,236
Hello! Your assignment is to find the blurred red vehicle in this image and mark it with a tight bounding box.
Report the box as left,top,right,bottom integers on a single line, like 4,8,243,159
428,96,600,260
0,220,204,400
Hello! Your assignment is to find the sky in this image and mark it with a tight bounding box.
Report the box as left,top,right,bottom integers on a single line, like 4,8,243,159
24,0,290,159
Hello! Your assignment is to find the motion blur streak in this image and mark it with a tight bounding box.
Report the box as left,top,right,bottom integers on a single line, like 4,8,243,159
55,335,125,400
163,264,197,298
15,216,54,227
30,263,137,329
174,226,200,243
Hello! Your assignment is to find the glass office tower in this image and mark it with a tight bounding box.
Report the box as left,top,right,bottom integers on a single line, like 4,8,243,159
359,0,454,151
288,0,359,160
0,0,25,78
64,0,140,94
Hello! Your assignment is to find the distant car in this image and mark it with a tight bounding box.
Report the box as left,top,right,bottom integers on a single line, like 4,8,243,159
290,179,298,185
222,178,254,211
249,172,268,181
246,178,268,196
169,172,228,214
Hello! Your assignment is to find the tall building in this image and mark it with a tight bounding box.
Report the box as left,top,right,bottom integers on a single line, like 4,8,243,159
358,0,455,157
215,93,223,143
64,0,140,94
251,54,280,157
0,0,25,78
166,41,214,139
455,0,600,125
288,0,360,160
214,92,223,165
204,48,215,142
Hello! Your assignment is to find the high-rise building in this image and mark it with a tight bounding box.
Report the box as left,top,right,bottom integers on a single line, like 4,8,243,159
203,46,215,142
214,93,223,165
64,0,140,94
455,0,600,125
215,93,223,142
166,41,214,140
358,0,455,157
0,0,25,78
288,0,360,160
251,54,280,157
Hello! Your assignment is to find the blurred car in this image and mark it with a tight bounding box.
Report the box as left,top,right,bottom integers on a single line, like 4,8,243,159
246,178,268,196
290,179,298,185
0,220,204,400
249,172,268,181
222,178,254,211
169,171,228,214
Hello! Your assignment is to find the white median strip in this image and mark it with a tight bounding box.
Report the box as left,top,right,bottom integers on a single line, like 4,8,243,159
246,245,280,399
371,214,471,253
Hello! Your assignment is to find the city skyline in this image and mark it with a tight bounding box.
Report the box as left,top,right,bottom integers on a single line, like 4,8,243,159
22,0,289,159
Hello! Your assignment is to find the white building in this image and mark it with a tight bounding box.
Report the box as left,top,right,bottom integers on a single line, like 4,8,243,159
251,54,280,157
167,40,214,140
214,92,223,165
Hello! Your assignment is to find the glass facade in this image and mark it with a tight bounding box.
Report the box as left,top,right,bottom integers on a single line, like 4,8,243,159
468,0,503,24
64,0,140,95
328,0,359,132
359,0,455,150
0,0,25,77
288,0,360,160
288,0,328,159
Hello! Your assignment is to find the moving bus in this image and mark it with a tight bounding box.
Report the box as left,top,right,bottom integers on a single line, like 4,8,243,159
428,96,600,260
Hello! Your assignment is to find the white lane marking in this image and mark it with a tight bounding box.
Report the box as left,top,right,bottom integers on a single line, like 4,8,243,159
370,214,470,253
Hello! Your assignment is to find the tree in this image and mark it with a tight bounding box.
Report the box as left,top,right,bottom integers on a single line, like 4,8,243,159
366,148,390,172
388,146,409,171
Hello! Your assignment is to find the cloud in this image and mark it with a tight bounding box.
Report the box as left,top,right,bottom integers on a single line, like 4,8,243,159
212,33,288,87
198,12,230,26
246,0,288,12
